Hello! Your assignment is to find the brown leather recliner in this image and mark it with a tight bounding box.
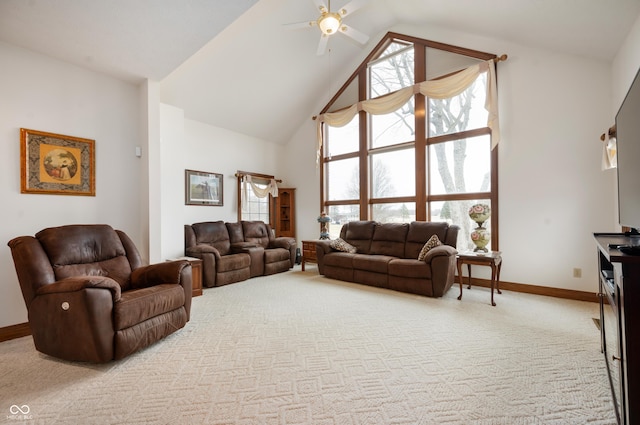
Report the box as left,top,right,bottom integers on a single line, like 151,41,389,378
237,221,296,275
7,224,192,363
184,221,252,287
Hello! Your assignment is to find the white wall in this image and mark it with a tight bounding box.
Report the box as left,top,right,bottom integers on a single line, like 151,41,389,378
153,110,286,260
3,18,639,329
0,42,144,327
280,24,617,293
182,118,286,225
612,14,640,112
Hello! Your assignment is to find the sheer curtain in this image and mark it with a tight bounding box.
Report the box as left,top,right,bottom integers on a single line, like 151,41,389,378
316,59,500,162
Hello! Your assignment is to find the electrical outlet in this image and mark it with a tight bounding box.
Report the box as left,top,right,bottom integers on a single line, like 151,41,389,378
573,268,582,278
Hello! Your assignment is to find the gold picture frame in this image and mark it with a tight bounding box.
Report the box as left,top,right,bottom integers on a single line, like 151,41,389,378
20,128,95,196
185,169,223,206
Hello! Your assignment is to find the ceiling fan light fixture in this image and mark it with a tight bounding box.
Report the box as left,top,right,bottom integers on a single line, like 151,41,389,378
318,12,341,35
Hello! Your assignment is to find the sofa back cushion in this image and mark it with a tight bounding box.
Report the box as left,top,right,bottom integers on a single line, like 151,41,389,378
191,221,231,256
36,224,133,289
242,221,272,248
370,223,409,257
340,221,376,254
226,222,244,244
405,221,452,259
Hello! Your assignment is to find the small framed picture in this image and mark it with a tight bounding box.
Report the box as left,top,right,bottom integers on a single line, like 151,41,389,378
20,128,96,196
185,169,223,206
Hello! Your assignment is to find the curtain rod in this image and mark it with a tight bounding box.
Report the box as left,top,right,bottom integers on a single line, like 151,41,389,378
312,54,508,120
235,171,282,183
600,125,616,142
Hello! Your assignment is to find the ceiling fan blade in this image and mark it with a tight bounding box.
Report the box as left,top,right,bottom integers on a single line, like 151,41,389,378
338,0,367,17
317,34,329,55
339,24,369,45
284,20,317,30
311,0,328,13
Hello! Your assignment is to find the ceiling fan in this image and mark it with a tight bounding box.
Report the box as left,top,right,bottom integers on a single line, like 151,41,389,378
285,0,369,55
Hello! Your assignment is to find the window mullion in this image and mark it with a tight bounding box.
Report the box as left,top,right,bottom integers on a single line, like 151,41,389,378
414,43,427,221
359,68,369,220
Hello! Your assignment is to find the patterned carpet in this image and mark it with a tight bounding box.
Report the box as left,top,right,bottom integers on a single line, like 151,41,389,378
0,265,616,424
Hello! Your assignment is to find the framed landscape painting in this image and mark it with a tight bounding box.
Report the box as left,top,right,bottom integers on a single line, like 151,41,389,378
185,169,223,206
20,128,95,196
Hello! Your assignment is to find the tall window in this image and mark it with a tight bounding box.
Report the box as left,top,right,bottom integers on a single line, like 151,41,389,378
236,172,278,224
241,183,270,222
320,34,498,250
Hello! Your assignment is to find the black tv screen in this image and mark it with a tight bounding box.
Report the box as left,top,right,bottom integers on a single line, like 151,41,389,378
616,66,640,232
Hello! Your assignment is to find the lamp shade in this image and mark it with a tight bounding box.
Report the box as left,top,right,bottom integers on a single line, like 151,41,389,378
318,12,341,35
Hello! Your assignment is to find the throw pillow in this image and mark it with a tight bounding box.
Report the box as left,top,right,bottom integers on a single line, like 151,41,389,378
330,238,357,254
417,234,442,261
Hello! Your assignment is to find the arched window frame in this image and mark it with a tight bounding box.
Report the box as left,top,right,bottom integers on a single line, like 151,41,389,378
318,32,501,251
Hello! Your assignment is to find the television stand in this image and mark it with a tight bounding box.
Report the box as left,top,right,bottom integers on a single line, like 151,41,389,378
594,233,640,424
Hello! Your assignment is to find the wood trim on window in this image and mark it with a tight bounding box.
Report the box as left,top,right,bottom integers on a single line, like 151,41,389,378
318,32,500,250
235,170,280,223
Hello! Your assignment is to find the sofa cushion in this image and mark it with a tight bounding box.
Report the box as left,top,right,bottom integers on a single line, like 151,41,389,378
242,221,271,248
114,284,185,331
324,252,356,269
388,258,432,279
341,221,376,254
264,247,291,263
370,223,409,257
36,224,133,288
352,254,395,274
226,222,245,244
405,221,450,259
417,234,442,261
191,221,232,256
216,253,251,273
330,238,357,253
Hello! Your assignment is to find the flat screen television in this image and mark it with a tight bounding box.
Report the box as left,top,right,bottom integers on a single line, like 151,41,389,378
616,65,640,237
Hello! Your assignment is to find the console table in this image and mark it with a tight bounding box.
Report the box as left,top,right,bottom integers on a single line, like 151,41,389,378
456,251,502,306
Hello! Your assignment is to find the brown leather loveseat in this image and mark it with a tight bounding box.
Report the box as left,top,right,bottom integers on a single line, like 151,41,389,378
184,220,296,288
7,224,192,363
316,221,459,298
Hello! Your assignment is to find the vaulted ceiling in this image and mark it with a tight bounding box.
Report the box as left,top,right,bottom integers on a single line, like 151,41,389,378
1,0,639,144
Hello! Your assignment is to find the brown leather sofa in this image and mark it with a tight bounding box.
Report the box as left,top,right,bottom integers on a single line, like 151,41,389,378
316,221,459,298
184,220,296,288
7,224,192,363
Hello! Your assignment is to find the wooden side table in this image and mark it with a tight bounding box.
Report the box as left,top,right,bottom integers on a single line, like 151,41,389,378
167,256,203,298
301,240,319,271
456,251,502,306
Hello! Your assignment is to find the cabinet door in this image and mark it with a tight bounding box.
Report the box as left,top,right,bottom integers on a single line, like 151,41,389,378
601,271,624,425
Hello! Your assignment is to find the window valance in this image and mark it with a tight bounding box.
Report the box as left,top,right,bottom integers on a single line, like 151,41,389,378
316,59,500,162
241,175,279,205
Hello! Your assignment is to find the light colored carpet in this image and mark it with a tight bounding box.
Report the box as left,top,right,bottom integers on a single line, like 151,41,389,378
0,265,616,424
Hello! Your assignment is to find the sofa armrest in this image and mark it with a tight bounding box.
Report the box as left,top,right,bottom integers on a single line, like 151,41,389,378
315,240,334,274
422,245,457,297
271,237,295,250
421,244,457,262
186,244,221,259
270,237,296,267
31,277,120,362
315,240,333,254
36,276,122,302
130,260,190,289
185,245,220,288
